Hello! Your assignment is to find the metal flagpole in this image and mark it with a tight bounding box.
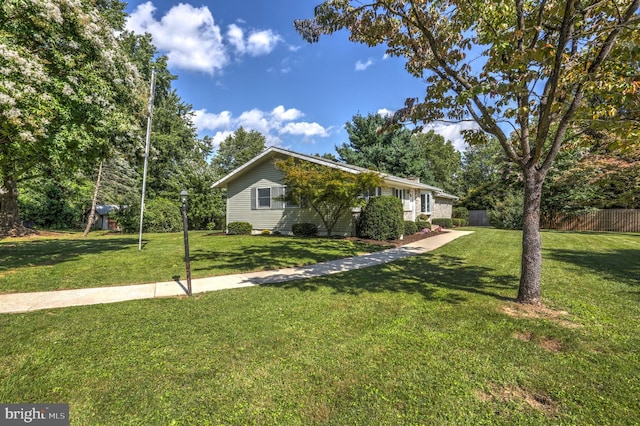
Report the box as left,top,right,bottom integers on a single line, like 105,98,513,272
138,68,156,250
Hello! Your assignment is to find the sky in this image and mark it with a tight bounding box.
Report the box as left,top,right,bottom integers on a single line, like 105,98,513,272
124,0,478,156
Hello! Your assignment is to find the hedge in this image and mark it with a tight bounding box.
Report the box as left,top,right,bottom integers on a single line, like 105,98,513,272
403,221,418,235
227,221,252,235
415,214,431,230
292,223,318,237
431,218,453,228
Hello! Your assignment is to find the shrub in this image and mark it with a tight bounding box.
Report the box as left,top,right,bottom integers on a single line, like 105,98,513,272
404,220,418,235
261,229,271,235
114,198,182,233
489,192,523,229
292,223,318,237
415,214,431,230
358,196,403,240
453,206,470,220
452,218,468,227
432,218,453,228
227,221,252,235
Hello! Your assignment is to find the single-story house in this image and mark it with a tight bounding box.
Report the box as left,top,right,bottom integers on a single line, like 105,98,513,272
212,147,459,236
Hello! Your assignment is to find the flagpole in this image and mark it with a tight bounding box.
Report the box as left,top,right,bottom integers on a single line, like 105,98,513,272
138,68,156,250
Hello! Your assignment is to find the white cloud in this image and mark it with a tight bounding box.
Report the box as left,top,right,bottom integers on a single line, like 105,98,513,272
377,108,394,117
126,3,282,74
192,106,329,145
126,2,227,75
193,110,232,131
424,121,480,152
209,130,234,148
355,59,374,71
280,122,329,138
271,105,304,122
227,24,282,57
246,30,282,56
382,53,390,60
226,24,245,54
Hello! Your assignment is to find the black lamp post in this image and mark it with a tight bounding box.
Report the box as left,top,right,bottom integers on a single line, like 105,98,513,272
180,189,192,296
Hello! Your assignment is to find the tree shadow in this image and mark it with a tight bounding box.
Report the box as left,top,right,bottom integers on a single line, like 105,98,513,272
0,237,140,271
257,253,517,304
188,236,389,274
544,247,640,286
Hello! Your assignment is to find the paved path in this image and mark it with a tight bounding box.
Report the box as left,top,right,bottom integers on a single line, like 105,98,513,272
0,230,473,314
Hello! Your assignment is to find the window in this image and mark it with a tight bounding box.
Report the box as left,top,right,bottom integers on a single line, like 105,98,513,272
421,193,432,214
256,187,271,209
361,186,382,200
284,187,302,208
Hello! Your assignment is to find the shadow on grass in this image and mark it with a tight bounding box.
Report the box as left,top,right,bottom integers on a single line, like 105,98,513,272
258,253,517,304
545,248,640,286
189,236,390,274
0,237,140,271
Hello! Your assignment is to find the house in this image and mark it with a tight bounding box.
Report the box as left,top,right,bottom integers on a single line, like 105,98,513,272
212,147,459,236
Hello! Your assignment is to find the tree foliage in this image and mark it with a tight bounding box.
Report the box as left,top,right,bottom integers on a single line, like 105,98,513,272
0,0,144,235
275,157,383,236
297,0,640,304
337,113,461,193
212,127,267,178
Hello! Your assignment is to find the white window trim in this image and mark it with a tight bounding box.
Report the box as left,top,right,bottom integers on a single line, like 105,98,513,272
256,187,271,209
421,192,433,214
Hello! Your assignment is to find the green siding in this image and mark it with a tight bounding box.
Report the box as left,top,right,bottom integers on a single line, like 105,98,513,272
225,159,355,236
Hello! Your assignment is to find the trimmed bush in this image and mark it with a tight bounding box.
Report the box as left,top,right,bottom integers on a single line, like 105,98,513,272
453,206,469,220
227,221,252,235
358,196,403,240
452,218,468,227
432,218,454,228
292,223,318,237
404,221,418,235
415,214,431,230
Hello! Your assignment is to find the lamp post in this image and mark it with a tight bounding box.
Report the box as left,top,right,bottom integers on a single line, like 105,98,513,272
180,189,192,296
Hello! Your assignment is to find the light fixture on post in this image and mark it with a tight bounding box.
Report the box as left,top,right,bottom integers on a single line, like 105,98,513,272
180,189,192,296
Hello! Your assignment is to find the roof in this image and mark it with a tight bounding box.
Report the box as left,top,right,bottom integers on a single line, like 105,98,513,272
212,146,459,200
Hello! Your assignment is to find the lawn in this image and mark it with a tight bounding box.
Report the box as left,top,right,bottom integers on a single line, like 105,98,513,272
0,231,389,293
0,228,639,424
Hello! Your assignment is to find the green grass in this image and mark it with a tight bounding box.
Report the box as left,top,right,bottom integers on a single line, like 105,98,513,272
0,231,388,293
1,228,639,424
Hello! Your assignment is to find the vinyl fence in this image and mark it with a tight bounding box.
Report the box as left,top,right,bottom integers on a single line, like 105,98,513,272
541,209,640,232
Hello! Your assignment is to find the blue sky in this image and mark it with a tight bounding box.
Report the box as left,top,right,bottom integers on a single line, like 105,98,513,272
124,0,477,156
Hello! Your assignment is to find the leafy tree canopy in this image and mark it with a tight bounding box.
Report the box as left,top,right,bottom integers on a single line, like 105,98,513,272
275,157,383,236
212,127,267,178
0,0,144,235
296,0,640,305
338,113,461,193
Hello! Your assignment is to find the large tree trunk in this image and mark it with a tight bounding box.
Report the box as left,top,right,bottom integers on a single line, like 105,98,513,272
0,175,32,237
517,167,544,305
83,161,103,237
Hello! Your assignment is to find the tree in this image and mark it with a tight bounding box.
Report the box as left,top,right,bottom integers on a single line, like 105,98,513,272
338,113,461,192
412,132,461,194
0,0,144,236
296,0,640,305
275,157,383,236
212,127,267,177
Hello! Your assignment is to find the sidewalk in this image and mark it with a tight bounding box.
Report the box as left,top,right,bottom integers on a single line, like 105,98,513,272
0,230,473,314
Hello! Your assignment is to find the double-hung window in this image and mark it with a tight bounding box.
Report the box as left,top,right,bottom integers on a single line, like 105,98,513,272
256,187,271,209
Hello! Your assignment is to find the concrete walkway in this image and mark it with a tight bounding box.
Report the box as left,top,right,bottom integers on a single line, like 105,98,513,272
0,230,473,314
